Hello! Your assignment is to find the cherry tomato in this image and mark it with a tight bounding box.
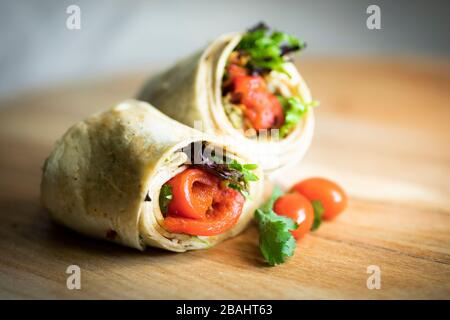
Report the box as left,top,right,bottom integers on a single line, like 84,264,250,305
166,168,219,219
273,193,314,239
291,178,347,220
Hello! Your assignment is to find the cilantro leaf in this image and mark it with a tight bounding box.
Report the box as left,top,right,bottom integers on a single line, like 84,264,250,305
183,142,259,197
237,24,306,75
278,97,319,138
159,184,173,215
311,200,325,231
210,157,258,198
255,209,297,266
228,159,259,185
254,187,298,266
243,163,258,170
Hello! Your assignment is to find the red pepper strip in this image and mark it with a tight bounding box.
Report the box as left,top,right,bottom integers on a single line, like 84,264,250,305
163,168,245,236
228,64,248,79
166,168,219,219
164,187,245,236
223,64,248,90
242,90,284,130
234,74,266,93
232,75,284,130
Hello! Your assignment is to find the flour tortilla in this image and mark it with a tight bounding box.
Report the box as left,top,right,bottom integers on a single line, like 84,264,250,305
138,33,314,178
41,100,264,252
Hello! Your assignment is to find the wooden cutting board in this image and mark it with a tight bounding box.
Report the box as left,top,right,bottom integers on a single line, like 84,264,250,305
0,58,449,299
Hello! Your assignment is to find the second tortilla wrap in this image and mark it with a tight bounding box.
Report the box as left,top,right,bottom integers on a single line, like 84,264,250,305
41,100,264,252
138,32,315,177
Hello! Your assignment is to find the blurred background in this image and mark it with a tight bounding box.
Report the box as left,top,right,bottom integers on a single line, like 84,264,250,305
0,0,449,98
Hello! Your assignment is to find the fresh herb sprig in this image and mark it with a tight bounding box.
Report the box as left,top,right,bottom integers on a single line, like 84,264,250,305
254,187,298,266
254,186,325,265
237,23,306,74
214,159,259,198
277,96,319,138
228,160,258,191
182,142,259,197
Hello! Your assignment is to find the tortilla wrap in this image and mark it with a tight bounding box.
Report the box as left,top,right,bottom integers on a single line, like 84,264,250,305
41,100,264,252
138,33,314,177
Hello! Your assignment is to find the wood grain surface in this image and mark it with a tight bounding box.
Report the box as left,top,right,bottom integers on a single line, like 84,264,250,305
0,58,449,299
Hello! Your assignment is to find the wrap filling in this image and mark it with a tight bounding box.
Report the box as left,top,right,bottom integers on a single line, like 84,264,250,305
221,22,318,138
159,142,258,236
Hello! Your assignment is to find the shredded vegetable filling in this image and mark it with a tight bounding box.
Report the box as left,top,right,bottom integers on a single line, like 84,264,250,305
221,23,317,138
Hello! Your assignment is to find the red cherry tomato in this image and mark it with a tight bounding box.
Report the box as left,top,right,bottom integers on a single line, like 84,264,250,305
273,193,314,239
291,178,347,220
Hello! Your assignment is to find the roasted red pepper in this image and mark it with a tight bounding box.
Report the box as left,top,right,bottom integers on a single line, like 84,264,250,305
231,74,284,130
163,168,245,236
228,64,248,79
166,168,219,219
